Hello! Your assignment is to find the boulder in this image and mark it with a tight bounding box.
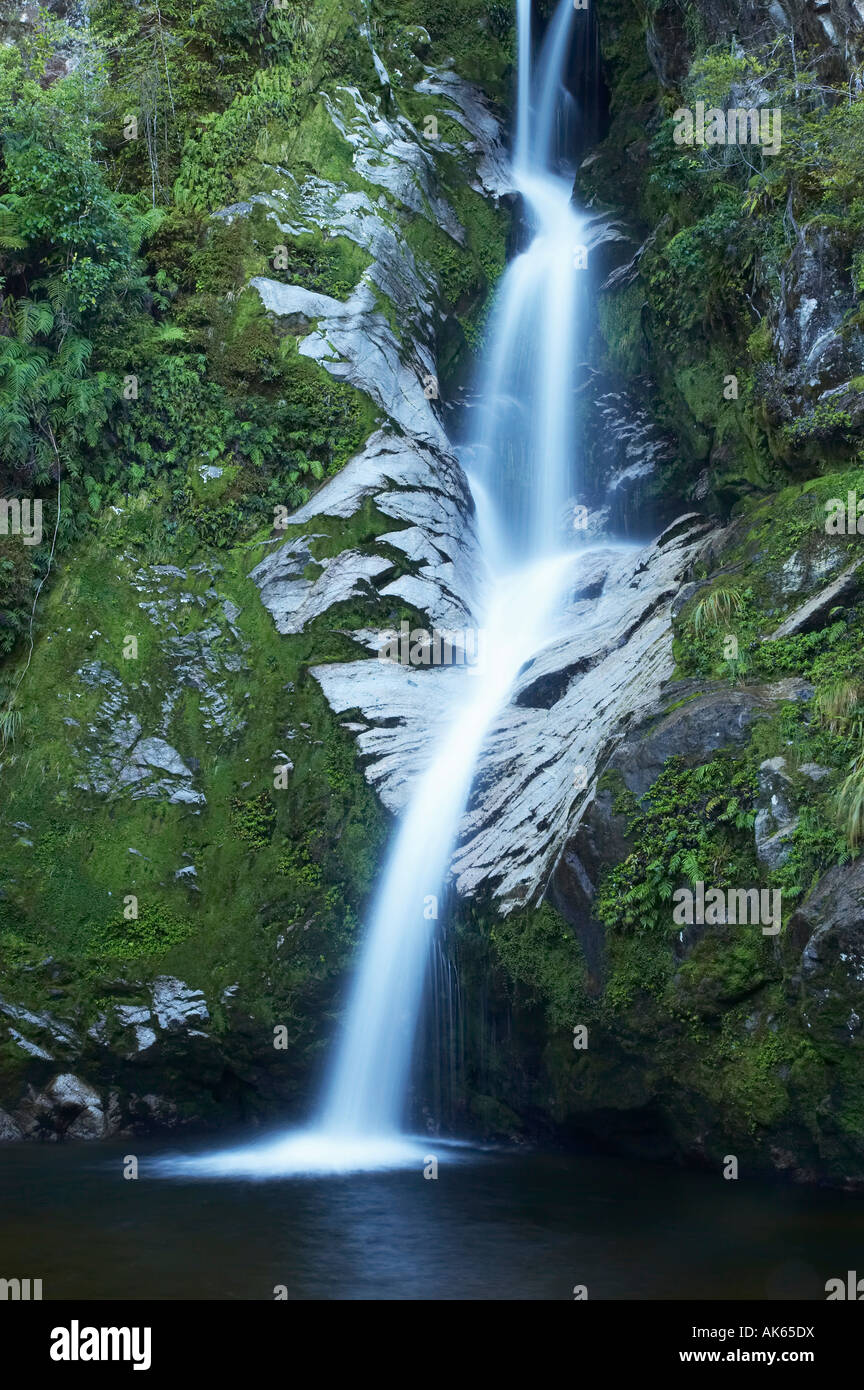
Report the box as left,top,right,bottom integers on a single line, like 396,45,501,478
765,559,864,641
14,1074,105,1140
0,1107,23,1140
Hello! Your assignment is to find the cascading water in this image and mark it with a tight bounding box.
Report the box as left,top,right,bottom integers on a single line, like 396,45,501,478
174,0,594,1177
472,0,597,560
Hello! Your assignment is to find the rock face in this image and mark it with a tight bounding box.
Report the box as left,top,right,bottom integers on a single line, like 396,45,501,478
585,0,864,509
240,64,503,739
251,429,483,640
754,757,799,869
789,857,864,1048
71,562,249,807
451,519,717,909
549,677,812,972
582,384,680,536
0,973,221,1139
515,471,864,1183
15,1074,105,1140
0,1108,22,1140
151,977,210,1034
765,559,864,640
233,73,513,464
767,220,864,442
252,273,447,450
415,69,515,201
258,485,720,913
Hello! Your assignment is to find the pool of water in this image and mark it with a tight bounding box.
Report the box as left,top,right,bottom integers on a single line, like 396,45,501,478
1,1135,860,1299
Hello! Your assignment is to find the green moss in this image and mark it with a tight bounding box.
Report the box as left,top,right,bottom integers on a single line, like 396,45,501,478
595,280,645,378
674,934,776,1018
375,0,514,102
487,899,588,1029
89,903,195,962
401,179,508,343
604,932,675,1013
0,476,391,1041
710,1026,792,1132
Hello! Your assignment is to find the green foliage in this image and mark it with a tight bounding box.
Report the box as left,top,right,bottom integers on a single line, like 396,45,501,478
594,755,759,937
175,75,297,212
263,232,370,301
782,401,856,447
0,62,143,481
231,791,277,849
90,902,194,960
646,193,753,338
676,584,758,679
755,621,850,679
814,679,863,738
770,806,851,901
486,900,587,1029
0,705,21,749
686,50,765,109
0,534,40,655
278,839,324,888
689,584,744,635
107,348,374,544
837,754,864,849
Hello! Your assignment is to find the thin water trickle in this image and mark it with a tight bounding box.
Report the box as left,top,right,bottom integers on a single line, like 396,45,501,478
166,0,593,1179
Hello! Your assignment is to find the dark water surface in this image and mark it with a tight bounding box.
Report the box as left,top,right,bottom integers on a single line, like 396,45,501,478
1,1135,861,1299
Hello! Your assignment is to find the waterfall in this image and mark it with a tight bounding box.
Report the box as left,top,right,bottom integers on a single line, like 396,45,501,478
472,0,597,560
513,0,532,169
422,935,465,1134
177,0,593,1177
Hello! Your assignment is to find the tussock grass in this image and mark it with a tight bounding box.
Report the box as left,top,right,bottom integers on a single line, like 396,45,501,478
690,585,745,634
814,678,862,737
837,756,864,848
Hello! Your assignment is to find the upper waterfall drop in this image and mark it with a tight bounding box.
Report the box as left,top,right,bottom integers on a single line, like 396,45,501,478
469,0,591,565
163,0,595,1177
513,0,532,170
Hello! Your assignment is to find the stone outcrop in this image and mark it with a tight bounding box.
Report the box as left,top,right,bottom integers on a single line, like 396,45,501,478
71,563,250,808
0,973,220,1139
548,676,812,974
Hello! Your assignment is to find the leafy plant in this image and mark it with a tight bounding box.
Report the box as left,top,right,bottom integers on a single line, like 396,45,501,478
90,903,194,959
689,584,745,634
231,791,277,849
594,756,759,938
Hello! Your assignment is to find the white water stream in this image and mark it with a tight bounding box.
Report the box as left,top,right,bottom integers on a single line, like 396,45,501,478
175,0,596,1177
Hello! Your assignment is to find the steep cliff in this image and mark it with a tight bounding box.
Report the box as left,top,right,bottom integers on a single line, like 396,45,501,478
2,0,864,1187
